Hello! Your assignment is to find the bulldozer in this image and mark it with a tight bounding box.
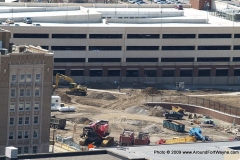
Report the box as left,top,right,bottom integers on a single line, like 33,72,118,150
53,73,87,96
79,120,114,147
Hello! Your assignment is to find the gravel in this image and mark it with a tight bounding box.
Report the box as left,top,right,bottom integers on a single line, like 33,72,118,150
88,92,116,100
141,124,161,134
124,106,149,115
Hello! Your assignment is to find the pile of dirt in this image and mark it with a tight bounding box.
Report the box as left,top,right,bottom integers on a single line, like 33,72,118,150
141,124,161,134
149,106,166,117
59,94,71,103
72,117,92,124
142,87,160,95
124,106,148,115
88,92,116,100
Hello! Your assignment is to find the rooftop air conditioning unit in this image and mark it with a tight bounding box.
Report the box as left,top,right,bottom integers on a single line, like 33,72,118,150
0,48,8,55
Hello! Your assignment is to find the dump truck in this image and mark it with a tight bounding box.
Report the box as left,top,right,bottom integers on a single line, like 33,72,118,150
164,111,183,120
119,129,135,146
172,106,185,114
134,132,150,145
163,120,185,132
50,117,66,129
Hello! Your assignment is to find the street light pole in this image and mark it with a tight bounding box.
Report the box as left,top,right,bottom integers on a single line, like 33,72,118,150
206,1,209,23
52,130,56,153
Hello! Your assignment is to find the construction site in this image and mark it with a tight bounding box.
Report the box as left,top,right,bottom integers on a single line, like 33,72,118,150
50,80,240,151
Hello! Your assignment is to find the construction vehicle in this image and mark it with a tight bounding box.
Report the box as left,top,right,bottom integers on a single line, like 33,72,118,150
50,116,66,129
157,136,197,144
134,132,150,145
79,120,114,147
172,106,185,115
164,111,183,120
53,73,87,96
119,129,135,146
163,120,185,132
189,127,211,141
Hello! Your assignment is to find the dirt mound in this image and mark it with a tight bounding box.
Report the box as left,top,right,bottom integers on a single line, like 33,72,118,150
142,87,160,95
71,117,92,124
88,92,116,100
141,124,161,134
149,106,166,117
124,106,148,115
59,94,71,103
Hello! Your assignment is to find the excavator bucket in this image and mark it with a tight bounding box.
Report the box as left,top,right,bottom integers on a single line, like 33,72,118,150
101,137,114,147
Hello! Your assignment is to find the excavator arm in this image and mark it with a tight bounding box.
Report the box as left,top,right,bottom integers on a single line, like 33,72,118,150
54,73,75,89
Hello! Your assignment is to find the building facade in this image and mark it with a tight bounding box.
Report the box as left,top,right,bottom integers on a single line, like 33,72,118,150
0,45,53,155
1,26,240,84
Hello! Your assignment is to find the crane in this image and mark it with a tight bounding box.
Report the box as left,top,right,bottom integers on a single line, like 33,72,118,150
53,73,87,96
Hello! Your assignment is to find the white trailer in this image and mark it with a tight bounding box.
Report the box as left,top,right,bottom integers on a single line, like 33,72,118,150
51,95,61,111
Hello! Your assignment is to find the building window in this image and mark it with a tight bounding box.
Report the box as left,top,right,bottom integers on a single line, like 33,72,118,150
10,103,15,112
197,57,230,62
162,46,195,50
162,70,175,77
35,88,40,96
127,34,160,39
216,69,228,76
20,75,25,82
70,70,84,76
26,74,32,82
19,102,24,111
198,34,231,38
13,34,49,38
23,147,28,154
233,57,240,62
52,34,86,39
89,34,122,39
89,46,122,51
25,102,30,111
198,46,231,50
88,58,121,62
126,46,159,50
126,58,158,62
24,131,29,139
26,89,31,97
11,75,17,82
108,70,121,76
89,70,102,77
162,34,196,39
18,131,23,139
51,46,86,51
180,70,193,77
11,89,16,97
126,70,139,77
233,46,240,50
54,58,85,63
18,147,21,154
33,130,38,138
234,69,240,76
34,102,39,110
161,58,194,62
32,146,38,153
9,131,14,140
34,116,39,124
198,69,211,77
35,74,41,82
18,117,23,125
144,70,157,77
9,117,14,125
25,117,30,125
19,89,25,97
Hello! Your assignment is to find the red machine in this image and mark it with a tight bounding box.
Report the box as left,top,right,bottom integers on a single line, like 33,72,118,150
134,132,150,145
119,129,134,146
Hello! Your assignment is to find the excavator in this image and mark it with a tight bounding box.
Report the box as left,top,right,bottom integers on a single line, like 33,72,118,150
53,73,87,96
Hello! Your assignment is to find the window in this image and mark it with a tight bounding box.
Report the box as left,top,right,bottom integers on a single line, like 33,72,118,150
19,102,24,111
162,46,195,50
197,57,230,62
41,46,49,50
11,89,15,97
33,130,38,138
20,75,25,82
35,88,40,96
35,74,41,81
34,116,39,124
161,58,194,62
52,34,86,38
34,102,39,110
234,34,240,38
13,34,49,38
26,74,32,82
88,58,121,62
32,146,38,153
11,75,17,82
234,69,240,76
216,69,228,76
126,58,158,62
162,70,175,77
18,117,23,125
89,46,122,51
18,147,21,154
53,70,65,76
144,70,157,77
180,70,193,77
127,34,160,39
108,70,121,76
126,46,159,50
25,117,30,125
26,89,31,97
126,70,139,77
233,46,240,50
23,146,28,154
89,70,102,77
54,58,85,63
89,34,122,39
162,34,196,39
10,103,15,112
9,117,14,125
18,131,23,139
198,69,211,77
70,70,84,76
198,46,231,50
233,57,240,62
51,46,86,50
25,102,30,111
24,131,29,139
198,34,231,38
19,89,24,97
9,131,14,140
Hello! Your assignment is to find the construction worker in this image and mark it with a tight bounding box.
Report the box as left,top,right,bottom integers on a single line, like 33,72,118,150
118,86,121,92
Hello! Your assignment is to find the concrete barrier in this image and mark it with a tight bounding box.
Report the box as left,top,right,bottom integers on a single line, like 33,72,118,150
107,18,206,23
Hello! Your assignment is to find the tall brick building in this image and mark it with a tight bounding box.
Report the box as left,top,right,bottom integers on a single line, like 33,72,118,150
0,29,54,154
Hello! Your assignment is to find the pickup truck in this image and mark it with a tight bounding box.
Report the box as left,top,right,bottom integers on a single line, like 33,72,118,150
164,111,183,120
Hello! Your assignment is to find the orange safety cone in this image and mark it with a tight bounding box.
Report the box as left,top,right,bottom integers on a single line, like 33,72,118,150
88,143,94,150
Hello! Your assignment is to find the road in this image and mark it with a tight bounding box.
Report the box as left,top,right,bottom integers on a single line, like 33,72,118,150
187,92,240,97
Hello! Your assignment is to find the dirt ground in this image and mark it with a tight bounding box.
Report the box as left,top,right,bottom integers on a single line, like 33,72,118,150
50,84,240,146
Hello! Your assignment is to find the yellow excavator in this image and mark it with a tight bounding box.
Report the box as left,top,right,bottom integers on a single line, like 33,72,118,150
53,73,87,96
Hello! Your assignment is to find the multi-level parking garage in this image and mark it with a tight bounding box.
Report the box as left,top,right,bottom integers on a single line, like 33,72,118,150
1,2,240,84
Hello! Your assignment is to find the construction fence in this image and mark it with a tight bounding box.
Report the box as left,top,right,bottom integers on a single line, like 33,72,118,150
55,135,81,151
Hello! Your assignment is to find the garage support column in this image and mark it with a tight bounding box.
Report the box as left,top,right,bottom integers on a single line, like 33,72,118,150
121,66,126,77
139,67,145,77
193,66,198,77
85,58,88,62
228,66,234,76
175,66,180,77
157,67,162,77
211,66,216,76
65,66,71,76
102,67,108,77
84,67,90,76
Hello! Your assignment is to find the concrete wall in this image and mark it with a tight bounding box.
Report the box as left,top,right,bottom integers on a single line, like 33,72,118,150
106,18,206,23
